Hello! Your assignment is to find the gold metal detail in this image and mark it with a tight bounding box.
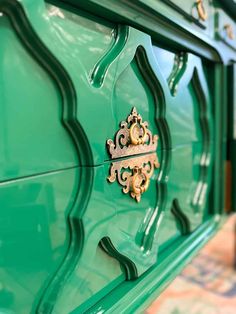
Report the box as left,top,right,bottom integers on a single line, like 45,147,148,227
107,107,158,159
107,107,159,202
196,0,207,21
224,24,235,40
108,153,159,202
129,119,147,145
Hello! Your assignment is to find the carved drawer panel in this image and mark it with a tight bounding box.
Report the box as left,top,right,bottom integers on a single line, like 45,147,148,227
0,1,218,313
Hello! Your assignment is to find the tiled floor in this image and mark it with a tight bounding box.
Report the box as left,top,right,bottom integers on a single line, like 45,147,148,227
146,215,236,314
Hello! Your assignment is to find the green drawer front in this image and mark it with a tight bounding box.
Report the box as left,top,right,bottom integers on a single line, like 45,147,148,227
130,0,214,38
162,0,210,28
0,0,222,313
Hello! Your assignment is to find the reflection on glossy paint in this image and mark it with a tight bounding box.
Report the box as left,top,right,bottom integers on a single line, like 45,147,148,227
0,169,79,313
0,0,216,313
0,16,78,181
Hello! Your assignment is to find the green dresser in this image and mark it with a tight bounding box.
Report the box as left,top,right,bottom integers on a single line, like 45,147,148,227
0,0,235,313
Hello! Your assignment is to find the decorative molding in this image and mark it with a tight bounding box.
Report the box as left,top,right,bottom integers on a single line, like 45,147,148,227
171,198,191,235
169,54,212,230
91,25,129,88
99,237,138,280
168,52,188,96
191,67,211,211
99,34,172,274
0,1,92,313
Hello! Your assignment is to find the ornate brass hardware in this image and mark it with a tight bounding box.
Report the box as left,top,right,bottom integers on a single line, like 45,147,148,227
107,107,158,159
129,118,147,145
131,166,149,196
196,0,207,21
107,153,159,202
107,107,159,202
224,24,234,40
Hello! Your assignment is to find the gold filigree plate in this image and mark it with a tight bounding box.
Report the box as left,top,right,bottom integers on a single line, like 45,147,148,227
108,153,159,202
107,107,158,159
106,107,160,202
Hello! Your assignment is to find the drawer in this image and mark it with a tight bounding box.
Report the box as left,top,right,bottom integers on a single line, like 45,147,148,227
163,0,211,28
215,9,236,50
0,0,221,313
137,0,215,38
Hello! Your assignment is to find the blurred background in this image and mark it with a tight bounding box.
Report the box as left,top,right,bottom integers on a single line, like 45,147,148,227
146,214,236,314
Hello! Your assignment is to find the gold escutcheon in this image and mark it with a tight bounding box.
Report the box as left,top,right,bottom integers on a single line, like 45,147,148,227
106,107,159,202
196,0,207,21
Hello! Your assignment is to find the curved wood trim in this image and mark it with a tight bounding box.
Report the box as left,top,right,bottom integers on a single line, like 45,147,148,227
0,1,93,312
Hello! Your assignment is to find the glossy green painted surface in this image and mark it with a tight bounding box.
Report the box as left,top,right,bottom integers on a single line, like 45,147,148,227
228,63,236,212
138,0,215,37
0,0,231,313
215,8,236,51
75,0,236,63
0,168,80,313
0,15,78,180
